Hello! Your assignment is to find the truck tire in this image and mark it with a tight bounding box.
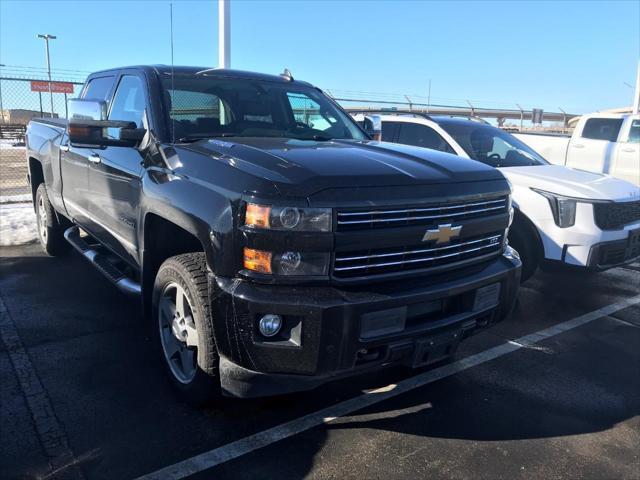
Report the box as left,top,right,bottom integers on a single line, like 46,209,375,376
152,253,221,405
35,183,70,256
508,219,539,283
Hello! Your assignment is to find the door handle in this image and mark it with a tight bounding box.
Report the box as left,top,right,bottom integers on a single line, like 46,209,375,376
88,154,102,164
621,147,636,153
573,144,584,149
60,144,69,152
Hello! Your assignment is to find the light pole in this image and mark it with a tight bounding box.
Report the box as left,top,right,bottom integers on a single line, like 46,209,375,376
218,0,230,68
37,34,56,118
0,64,5,123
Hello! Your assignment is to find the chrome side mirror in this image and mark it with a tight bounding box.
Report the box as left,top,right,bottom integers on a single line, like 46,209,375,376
363,115,382,141
68,99,146,148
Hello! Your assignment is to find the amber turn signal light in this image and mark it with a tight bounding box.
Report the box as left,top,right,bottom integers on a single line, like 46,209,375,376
245,204,271,229
243,248,272,274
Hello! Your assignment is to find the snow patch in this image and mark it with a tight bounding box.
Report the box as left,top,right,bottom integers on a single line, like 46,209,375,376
0,202,38,246
0,194,32,204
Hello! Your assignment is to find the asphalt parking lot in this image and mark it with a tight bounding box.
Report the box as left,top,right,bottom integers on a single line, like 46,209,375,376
1,243,639,480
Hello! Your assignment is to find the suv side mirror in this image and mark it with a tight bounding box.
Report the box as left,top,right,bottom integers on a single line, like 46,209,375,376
68,99,146,148
363,115,382,141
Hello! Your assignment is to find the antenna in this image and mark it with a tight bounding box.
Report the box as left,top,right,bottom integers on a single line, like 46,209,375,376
170,3,175,143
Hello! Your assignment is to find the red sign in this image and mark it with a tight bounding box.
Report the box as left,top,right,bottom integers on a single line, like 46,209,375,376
30,80,75,94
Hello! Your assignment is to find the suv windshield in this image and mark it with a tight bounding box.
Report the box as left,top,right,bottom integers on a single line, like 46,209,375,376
438,121,548,167
161,73,366,142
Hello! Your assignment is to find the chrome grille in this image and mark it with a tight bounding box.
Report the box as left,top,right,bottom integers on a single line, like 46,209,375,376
336,196,509,231
334,233,503,278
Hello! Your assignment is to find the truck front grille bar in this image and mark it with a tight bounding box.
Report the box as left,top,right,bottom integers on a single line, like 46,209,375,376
334,233,503,277
336,196,508,230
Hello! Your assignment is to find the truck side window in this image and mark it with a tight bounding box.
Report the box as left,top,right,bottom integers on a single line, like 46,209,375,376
381,122,400,142
398,123,455,153
109,75,145,128
82,76,115,101
627,120,640,144
581,118,624,142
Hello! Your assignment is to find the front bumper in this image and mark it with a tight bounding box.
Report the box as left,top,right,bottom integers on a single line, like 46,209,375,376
585,230,640,269
209,250,521,398
533,201,640,269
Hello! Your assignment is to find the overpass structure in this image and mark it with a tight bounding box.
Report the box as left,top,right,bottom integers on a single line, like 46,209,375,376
333,97,579,127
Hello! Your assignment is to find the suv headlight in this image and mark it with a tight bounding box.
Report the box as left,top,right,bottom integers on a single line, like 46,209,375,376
531,188,577,228
245,203,332,232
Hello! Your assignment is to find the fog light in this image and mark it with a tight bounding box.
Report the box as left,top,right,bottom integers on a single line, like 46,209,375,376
258,314,282,337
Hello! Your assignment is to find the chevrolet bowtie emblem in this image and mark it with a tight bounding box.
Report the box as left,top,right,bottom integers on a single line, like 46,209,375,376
422,224,462,244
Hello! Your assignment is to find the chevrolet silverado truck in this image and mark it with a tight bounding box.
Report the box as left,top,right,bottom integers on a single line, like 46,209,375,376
26,66,520,404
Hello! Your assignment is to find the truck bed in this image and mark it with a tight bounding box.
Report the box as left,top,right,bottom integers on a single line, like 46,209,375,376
30,117,68,129
513,132,570,166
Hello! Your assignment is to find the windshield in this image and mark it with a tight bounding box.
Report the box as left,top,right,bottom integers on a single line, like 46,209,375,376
438,121,548,167
161,73,366,142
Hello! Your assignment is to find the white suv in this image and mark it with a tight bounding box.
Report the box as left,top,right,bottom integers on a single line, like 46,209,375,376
353,112,640,281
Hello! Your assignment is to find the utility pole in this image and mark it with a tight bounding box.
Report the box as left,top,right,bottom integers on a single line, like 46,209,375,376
37,34,56,118
218,0,230,68
633,62,639,115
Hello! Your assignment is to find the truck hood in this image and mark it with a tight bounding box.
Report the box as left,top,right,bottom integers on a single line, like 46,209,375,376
181,137,504,191
500,165,640,201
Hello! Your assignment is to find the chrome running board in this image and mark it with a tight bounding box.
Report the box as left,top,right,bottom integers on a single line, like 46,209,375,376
63,226,141,297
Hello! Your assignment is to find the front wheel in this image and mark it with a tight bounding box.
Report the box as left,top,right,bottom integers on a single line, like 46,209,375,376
152,253,221,405
35,183,70,256
508,222,539,283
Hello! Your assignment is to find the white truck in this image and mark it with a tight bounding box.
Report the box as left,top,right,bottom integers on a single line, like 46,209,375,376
514,113,640,185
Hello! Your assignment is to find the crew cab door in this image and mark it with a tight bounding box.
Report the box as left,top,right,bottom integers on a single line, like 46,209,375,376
566,117,624,174
613,117,640,185
85,73,146,266
61,75,115,224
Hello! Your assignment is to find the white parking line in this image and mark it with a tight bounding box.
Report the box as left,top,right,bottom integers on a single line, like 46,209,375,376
136,296,640,480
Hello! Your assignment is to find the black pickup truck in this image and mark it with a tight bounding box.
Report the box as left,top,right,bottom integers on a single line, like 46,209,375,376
26,66,520,403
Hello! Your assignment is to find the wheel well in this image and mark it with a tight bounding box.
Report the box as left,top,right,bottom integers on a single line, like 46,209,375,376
142,214,205,311
29,157,44,203
510,209,543,258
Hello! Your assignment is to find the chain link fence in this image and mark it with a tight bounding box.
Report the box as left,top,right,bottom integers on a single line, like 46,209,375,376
0,76,84,198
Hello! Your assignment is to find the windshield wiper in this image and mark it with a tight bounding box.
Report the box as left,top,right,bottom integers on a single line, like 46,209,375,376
177,133,239,143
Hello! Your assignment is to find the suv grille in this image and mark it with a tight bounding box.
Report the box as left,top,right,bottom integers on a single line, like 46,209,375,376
334,233,503,278
593,201,640,230
336,196,509,231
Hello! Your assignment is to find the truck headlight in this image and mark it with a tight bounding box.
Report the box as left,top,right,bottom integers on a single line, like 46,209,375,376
245,203,332,232
244,248,330,276
531,189,576,228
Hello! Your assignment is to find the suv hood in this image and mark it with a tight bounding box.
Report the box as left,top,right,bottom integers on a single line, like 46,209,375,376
501,165,640,202
181,137,504,192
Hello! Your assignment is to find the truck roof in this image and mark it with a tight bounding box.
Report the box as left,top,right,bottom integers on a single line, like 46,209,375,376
87,65,313,87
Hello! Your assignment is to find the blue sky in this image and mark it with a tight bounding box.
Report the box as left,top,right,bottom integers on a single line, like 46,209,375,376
1,0,638,114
